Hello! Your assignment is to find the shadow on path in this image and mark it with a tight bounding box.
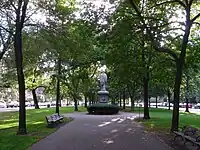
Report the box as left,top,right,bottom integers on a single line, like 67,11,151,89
30,112,172,150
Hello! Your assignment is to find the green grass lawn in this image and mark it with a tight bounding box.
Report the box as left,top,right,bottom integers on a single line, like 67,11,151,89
0,106,86,150
123,107,200,132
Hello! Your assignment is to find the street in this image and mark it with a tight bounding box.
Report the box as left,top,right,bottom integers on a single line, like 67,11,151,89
0,106,47,112
1,106,200,114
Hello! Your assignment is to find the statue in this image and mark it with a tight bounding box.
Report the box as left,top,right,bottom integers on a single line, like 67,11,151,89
86,65,120,115
98,69,107,91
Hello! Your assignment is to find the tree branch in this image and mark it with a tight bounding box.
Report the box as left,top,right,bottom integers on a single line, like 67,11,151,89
191,13,200,23
154,0,186,8
0,25,13,35
90,65,98,78
24,23,44,28
129,0,143,19
193,22,200,26
153,45,178,60
20,0,29,30
129,0,178,61
10,0,17,11
0,29,5,46
24,8,40,24
0,31,12,60
188,0,194,6
35,85,46,90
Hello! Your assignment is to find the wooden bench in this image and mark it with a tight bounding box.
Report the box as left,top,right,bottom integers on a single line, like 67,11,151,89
45,113,64,127
173,125,200,149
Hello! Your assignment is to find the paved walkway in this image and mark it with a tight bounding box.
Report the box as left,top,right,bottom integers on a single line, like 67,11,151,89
30,112,172,150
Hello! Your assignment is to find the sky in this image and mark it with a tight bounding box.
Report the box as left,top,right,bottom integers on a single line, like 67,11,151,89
31,0,114,24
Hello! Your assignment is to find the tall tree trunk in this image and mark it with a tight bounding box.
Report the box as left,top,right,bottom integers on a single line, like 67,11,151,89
123,89,126,109
15,1,28,134
142,37,150,119
74,97,78,111
148,96,151,108
130,95,134,110
185,73,189,112
92,98,94,104
15,32,26,134
171,63,182,131
119,93,122,107
143,77,150,119
84,95,87,108
56,58,61,115
66,99,69,106
60,95,63,107
171,12,191,131
89,99,91,105
127,85,135,110
168,89,171,110
89,93,92,105
155,96,158,108
32,89,39,109
111,97,115,104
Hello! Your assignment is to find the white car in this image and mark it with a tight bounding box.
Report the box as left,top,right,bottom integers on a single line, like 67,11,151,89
194,103,200,109
0,101,6,108
7,101,19,108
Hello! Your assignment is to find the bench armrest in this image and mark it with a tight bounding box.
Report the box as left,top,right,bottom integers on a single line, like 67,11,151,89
196,136,200,142
178,127,183,131
184,130,196,136
178,125,187,131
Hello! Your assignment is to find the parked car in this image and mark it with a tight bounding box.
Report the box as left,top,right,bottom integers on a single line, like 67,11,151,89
7,101,19,108
183,103,192,108
25,102,32,107
0,101,6,108
166,103,173,107
179,103,192,108
194,103,200,109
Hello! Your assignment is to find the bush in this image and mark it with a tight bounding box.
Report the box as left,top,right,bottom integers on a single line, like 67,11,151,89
87,103,120,115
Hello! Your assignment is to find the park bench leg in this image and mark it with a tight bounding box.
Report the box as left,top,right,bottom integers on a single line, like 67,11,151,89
55,120,60,125
47,123,54,128
174,135,183,141
59,119,64,123
184,139,188,145
184,140,195,146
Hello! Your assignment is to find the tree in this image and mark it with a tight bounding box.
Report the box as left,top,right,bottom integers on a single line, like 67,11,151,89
79,64,98,107
129,0,200,131
23,30,50,109
56,58,61,114
103,1,152,118
0,1,14,60
12,0,29,135
0,30,12,60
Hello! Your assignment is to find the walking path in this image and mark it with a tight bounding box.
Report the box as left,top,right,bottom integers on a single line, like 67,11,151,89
30,112,172,150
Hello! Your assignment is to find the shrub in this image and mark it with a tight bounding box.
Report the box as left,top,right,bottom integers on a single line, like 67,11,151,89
87,103,120,115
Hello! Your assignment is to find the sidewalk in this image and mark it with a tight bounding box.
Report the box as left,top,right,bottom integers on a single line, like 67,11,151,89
30,112,172,150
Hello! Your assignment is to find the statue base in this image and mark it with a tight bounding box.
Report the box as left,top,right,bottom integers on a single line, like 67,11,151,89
97,90,109,103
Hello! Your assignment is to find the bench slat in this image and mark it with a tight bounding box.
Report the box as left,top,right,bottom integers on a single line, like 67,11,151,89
173,126,200,149
46,114,64,126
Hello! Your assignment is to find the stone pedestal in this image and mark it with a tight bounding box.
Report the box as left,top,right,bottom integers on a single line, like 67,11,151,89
97,91,109,103
87,68,120,115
